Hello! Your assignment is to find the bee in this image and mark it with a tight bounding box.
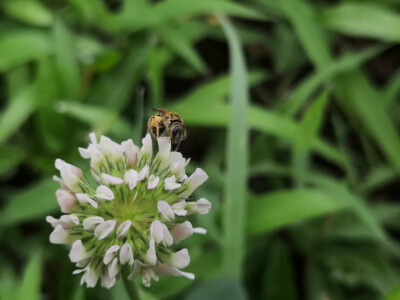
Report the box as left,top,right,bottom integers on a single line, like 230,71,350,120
148,108,187,150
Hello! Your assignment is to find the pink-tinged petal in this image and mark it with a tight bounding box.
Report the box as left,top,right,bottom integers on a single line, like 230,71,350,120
103,245,120,265
76,193,98,208
160,248,190,269
171,221,193,244
147,175,160,190
83,216,104,231
180,168,208,197
94,220,116,240
157,201,174,221
124,170,138,190
155,263,195,280
95,185,114,200
119,243,134,265
122,139,139,168
145,239,157,265
101,173,123,185
116,220,132,238
56,189,77,213
55,159,83,192
69,240,92,262
138,165,149,181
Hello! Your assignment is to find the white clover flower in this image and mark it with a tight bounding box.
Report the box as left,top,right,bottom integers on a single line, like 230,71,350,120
47,133,211,289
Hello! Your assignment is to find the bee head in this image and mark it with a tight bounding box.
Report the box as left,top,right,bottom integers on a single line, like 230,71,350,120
171,123,187,144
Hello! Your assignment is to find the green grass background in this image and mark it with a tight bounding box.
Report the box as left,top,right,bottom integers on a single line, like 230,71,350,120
1,0,400,299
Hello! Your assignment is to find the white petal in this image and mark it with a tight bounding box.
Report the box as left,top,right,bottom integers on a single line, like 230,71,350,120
138,165,149,181
156,137,171,168
101,270,116,289
187,198,212,215
180,168,208,197
162,224,173,246
171,221,193,244
147,175,160,190
122,139,139,168
46,216,61,228
78,147,91,159
101,173,123,185
103,245,120,265
83,216,104,231
193,227,207,235
95,185,114,200
164,175,182,191
56,189,77,213
89,132,98,144
73,267,87,275
128,259,146,280
76,193,98,208
155,263,195,280
172,201,187,216
94,220,116,240
141,267,159,287
116,220,132,238
49,225,73,244
69,240,91,262
124,169,138,190
55,159,83,192
145,239,157,265
139,134,153,164
149,220,164,244
108,257,120,278
60,214,79,227
160,249,190,269
157,201,174,221
82,266,100,288
120,243,134,265
98,135,125,159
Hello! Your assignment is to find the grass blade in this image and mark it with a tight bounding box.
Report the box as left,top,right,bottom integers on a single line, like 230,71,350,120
219,15,249,281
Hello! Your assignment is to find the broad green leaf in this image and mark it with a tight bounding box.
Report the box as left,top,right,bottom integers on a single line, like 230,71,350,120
280,0,332,70
185,279,247,300
385,67,400,107
247,189,347,235
0,31,53,71
219,15,249,281
292,92,328,185
156,25,206,74
53,19,80,99
335,71,400,171
170,101,345,166
3,0,53,27
56,101,133,139
306,174,388,241
0,179,58,227
109,0,266,32
86,44,148,111
0,84,36,145
320,3,400,42
282,45,386,116
18,254,41,300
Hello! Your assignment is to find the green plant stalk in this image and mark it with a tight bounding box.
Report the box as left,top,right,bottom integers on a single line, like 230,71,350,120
122,267,140,300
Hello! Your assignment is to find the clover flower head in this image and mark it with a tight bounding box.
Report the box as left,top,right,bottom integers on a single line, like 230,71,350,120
47,133,211,288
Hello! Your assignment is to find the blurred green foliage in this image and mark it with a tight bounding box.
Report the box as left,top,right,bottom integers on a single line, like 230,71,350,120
1,0,400,299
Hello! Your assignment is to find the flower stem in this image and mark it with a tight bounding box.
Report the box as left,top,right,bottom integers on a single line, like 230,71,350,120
122,267,140,300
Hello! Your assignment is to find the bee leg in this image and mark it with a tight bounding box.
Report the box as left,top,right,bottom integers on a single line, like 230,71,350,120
174,140,181,151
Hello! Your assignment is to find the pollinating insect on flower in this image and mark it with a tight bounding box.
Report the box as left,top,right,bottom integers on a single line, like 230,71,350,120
47,132,211,289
